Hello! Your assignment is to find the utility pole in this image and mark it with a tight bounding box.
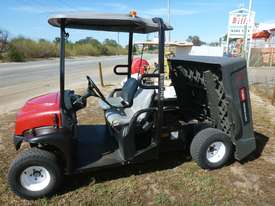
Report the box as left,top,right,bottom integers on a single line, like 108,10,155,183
167,0,171,42
246,0,253,68
244,0,253,66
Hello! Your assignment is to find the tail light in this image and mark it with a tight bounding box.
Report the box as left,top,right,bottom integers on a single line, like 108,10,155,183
239,87,249,124
239,87,247,102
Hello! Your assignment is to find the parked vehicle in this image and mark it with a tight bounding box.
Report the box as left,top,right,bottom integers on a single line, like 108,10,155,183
7,12,256,200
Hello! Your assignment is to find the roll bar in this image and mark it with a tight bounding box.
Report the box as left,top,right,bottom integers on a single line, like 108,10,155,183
58,17,166,137
60,19,65,109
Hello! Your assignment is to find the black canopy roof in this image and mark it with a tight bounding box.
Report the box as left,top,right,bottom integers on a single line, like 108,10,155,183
48,12,173,33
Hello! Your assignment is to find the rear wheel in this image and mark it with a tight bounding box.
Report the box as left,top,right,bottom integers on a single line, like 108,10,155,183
190,128,233,169
8,148,62,200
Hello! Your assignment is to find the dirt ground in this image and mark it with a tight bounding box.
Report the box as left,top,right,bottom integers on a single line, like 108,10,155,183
1,85,275,206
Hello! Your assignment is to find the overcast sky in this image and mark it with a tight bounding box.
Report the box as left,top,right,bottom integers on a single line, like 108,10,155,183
0,0,274,45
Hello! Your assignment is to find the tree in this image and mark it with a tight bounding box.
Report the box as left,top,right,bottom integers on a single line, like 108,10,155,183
186,35,206,46
75,37,102,48
223,34,228,41
0,29,8,52
53,37,60,44
103,38,121,47
38,38,48,43
53,37,70,44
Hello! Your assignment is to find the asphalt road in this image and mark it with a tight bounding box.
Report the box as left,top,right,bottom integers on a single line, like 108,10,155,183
0,56,131,112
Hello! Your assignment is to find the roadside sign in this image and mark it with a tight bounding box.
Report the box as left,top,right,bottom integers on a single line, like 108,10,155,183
228,8,255,39
226,8,256,56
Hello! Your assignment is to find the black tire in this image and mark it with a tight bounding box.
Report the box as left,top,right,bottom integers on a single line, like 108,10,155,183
190,128,233,170
8,148,62,200
179,68,232,135
212,74,231,135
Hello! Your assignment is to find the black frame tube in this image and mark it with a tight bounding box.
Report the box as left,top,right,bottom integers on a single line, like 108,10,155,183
157,21,165,75
153,17,165,144
59,19,65,108
127,32,133,79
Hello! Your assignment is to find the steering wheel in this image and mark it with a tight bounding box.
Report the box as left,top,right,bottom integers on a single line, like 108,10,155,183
86,75,106,100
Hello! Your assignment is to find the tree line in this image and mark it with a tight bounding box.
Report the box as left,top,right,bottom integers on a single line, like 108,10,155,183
0,29,220,62
0,30,127,62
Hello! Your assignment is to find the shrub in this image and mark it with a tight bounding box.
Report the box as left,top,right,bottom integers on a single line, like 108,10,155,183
7,46,25,62
36,39,58,58
6,37,58,60
4,36,127,62
72,44,101,56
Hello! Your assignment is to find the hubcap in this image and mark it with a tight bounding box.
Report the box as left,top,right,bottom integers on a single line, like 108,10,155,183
20,166,51,192
206,141,226,163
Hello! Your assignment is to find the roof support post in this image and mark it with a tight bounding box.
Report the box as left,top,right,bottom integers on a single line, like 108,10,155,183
59,19,65,108
157,21,165,75
153,17,165,144
127,32,133,79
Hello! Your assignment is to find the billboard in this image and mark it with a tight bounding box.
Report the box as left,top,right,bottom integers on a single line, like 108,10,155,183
227,8,255,39
226,8,255,56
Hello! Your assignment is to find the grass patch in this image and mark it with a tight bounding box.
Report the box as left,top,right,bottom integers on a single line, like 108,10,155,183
1,87,275,205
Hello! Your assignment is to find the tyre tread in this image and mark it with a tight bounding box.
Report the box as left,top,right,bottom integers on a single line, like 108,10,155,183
8,147,61,200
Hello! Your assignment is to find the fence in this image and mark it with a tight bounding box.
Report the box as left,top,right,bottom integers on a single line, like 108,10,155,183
249,41,275,68
250,47,275,67
248,66,275,104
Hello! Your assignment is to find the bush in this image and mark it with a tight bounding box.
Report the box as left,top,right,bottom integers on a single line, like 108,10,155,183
72,44,101,56
6,37,58,60
7,46,25,62
3,36,127,62
36,39,58,58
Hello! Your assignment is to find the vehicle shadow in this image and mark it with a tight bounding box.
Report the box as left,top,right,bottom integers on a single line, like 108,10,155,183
239,131,269,163
57,131,269,196
58,151,191,196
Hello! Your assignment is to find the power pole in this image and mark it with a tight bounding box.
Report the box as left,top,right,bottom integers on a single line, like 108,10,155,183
168,0,171,42
246,0,253,68
244,0,253,66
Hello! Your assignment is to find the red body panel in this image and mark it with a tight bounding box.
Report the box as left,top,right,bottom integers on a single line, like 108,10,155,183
15,92,61,136
131,58,149,75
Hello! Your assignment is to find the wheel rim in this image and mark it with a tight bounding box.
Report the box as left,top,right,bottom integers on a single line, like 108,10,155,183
206,141,226,163
20,166,51,192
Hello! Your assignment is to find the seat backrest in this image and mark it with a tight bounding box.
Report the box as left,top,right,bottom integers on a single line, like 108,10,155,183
124,88,154,122
120,78,138,107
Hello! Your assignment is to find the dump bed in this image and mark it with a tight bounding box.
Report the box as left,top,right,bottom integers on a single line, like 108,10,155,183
168,56,256,160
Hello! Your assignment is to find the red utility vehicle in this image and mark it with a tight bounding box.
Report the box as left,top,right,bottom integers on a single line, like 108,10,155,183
8,12,256,200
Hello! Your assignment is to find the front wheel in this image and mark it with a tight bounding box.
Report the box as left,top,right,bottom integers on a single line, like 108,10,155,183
8,148,63,200
190,128,233,170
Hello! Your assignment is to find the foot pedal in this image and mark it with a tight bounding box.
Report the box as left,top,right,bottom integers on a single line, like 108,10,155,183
170,131,179,140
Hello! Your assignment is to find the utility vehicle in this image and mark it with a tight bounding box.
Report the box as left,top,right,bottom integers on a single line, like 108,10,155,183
8,12,256,200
